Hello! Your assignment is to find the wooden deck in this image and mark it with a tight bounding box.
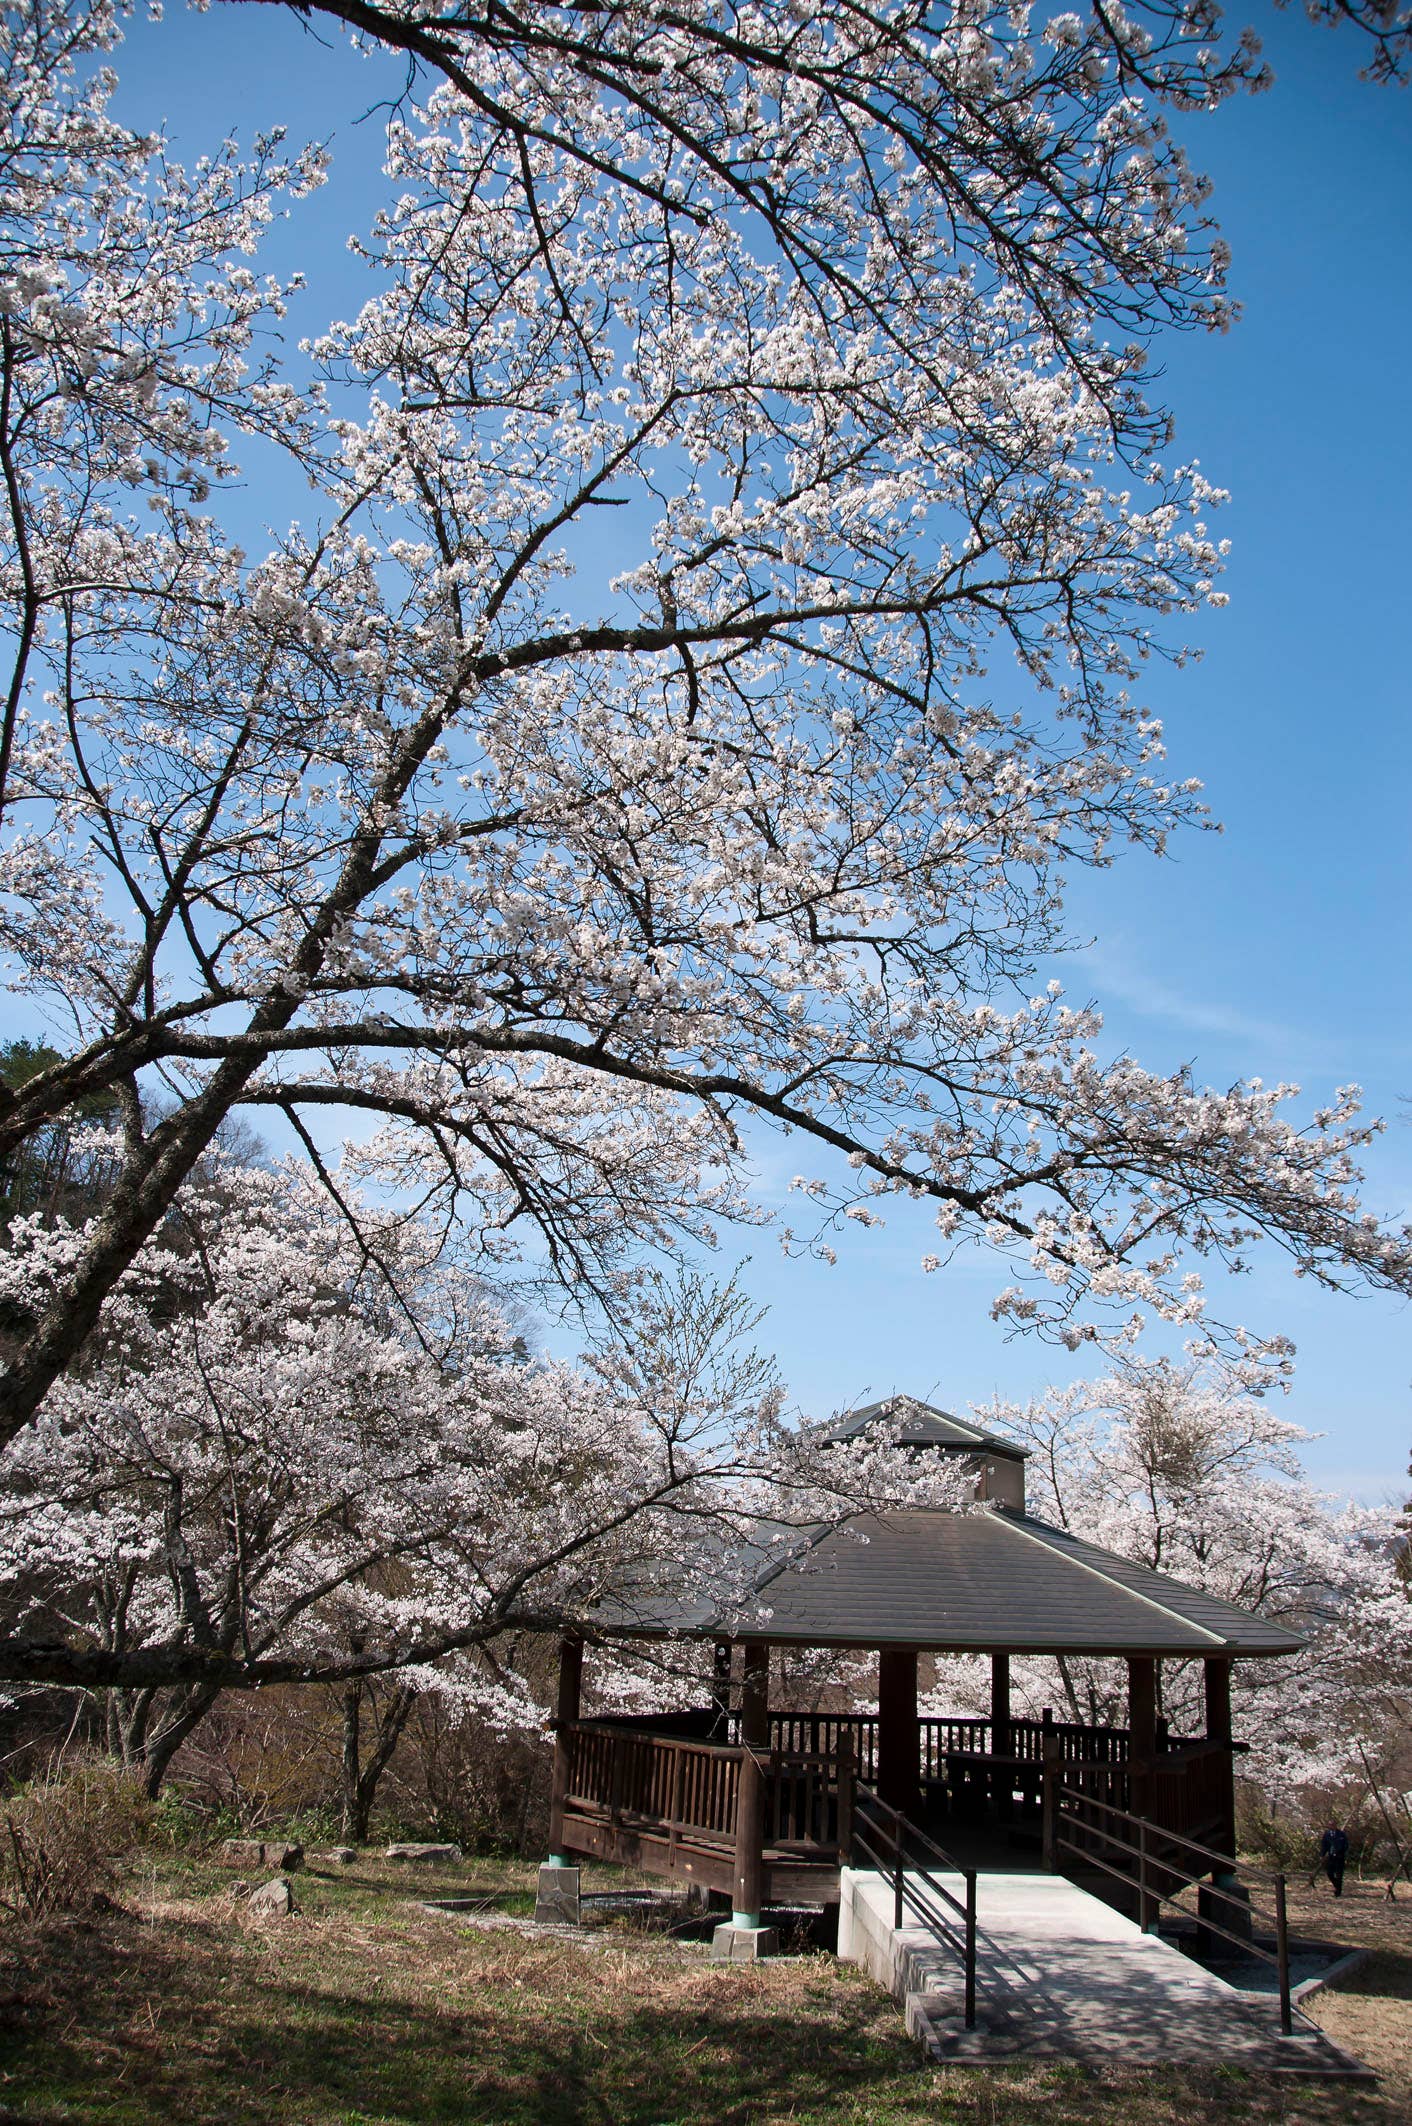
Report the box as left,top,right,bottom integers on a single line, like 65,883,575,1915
552,1708,1237,1907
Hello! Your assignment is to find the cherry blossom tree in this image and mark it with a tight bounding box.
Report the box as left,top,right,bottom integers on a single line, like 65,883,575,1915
1249,1535,1412,1858
965,1361,1400,1773
1,0,1410,1461
0,1146,966,1755
248,0,1412,225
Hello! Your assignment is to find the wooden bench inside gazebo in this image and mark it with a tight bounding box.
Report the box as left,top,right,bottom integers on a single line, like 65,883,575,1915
539,1399,1301,1958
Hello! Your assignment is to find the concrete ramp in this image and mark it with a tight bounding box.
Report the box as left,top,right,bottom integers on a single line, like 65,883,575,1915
837,1866,1366,2074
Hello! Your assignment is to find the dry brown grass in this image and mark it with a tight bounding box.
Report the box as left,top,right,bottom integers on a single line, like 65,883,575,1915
0,1757,151,1922
1283,1872,1412,2106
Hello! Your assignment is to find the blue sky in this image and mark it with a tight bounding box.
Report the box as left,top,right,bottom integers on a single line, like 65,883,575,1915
96,6,1412,1500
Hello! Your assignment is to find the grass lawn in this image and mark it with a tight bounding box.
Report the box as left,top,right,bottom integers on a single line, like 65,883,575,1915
0,1850,1408,2124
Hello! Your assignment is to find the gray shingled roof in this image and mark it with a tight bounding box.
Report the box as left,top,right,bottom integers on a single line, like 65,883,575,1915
819,1396,1030,1460
596,1507,1302,1658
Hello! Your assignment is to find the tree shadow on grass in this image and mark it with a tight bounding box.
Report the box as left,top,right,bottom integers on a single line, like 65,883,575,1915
0,1911,1400,2126
2,1936,917,2124
205,1994,918,2126
2,1910,933,2126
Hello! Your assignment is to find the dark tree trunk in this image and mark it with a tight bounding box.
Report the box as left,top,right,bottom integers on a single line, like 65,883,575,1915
341,1680,417,1844
137,1684,224,1798
341,1679,363,1841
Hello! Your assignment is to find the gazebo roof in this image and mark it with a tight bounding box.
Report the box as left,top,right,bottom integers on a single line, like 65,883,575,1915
599,1506,1303,1659
818,1396,1030,1461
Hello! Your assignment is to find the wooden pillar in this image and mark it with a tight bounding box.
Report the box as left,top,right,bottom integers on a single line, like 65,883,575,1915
1204,1656,1233,1746
835,1725,855,1864
556,1635,584,1726
710,1638,733,1739
547,1634,584,1863
1041,1729,1062,1872
1127,1659,1157,1768
877,1647,920,1819
1127,1656,1159,1815
740,1641,769,1747
1204,1656,1237,1861
1127,1657,1158,1927
990,1653,1012,1819
732,1641,770,1925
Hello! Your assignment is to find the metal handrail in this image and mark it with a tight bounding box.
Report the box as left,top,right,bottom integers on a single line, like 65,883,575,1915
855,1786,972,1911
1054,1782,1293,2035
1059,1785,1285,1884
852,1823,976,2014
852,1781,977,2029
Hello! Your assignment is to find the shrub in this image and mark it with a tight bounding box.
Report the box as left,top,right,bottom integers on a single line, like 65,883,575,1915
148,1788,240,1851
1238,1806,1321,1874
163,1683,336,1832
384,1698,551,1854
0,1754,152,1919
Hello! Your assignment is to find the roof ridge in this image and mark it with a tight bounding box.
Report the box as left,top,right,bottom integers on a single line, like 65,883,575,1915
826,1395,1030,1457
746,1518,838,1598
997,1512,1228,1645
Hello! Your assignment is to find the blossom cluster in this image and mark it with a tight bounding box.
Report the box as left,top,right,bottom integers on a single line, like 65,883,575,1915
0,0,1407,1459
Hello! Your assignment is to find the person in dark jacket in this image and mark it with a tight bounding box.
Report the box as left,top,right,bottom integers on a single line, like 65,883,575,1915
1320,1822,1349,1896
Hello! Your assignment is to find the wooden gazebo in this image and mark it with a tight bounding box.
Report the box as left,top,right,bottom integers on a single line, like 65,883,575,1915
541,1399,1301,1948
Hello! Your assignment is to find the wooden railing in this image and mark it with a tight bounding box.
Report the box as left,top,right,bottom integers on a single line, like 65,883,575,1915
767,1712,877,1782
564,1721,741,1847
753,1710,1148,1783
1147,1740,1234,1844
561,1719,849,1860
560,1711,1229,1868
585,1706,1206,1790
766,1748,850,1851
920,1716,986,1779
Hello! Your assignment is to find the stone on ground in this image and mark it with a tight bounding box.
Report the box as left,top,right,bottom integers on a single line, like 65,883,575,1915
218,1838,304,1871
384,1842,461,1864
248,1877,297,1920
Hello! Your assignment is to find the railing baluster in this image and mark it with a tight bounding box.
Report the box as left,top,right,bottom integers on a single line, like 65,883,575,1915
964,1870,977,2030
1275,1872,1292,2036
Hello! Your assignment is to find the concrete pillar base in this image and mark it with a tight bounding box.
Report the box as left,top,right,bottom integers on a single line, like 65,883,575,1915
534,1861,581,1925
1198,1873,1252,1952
710,1921,778,1961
